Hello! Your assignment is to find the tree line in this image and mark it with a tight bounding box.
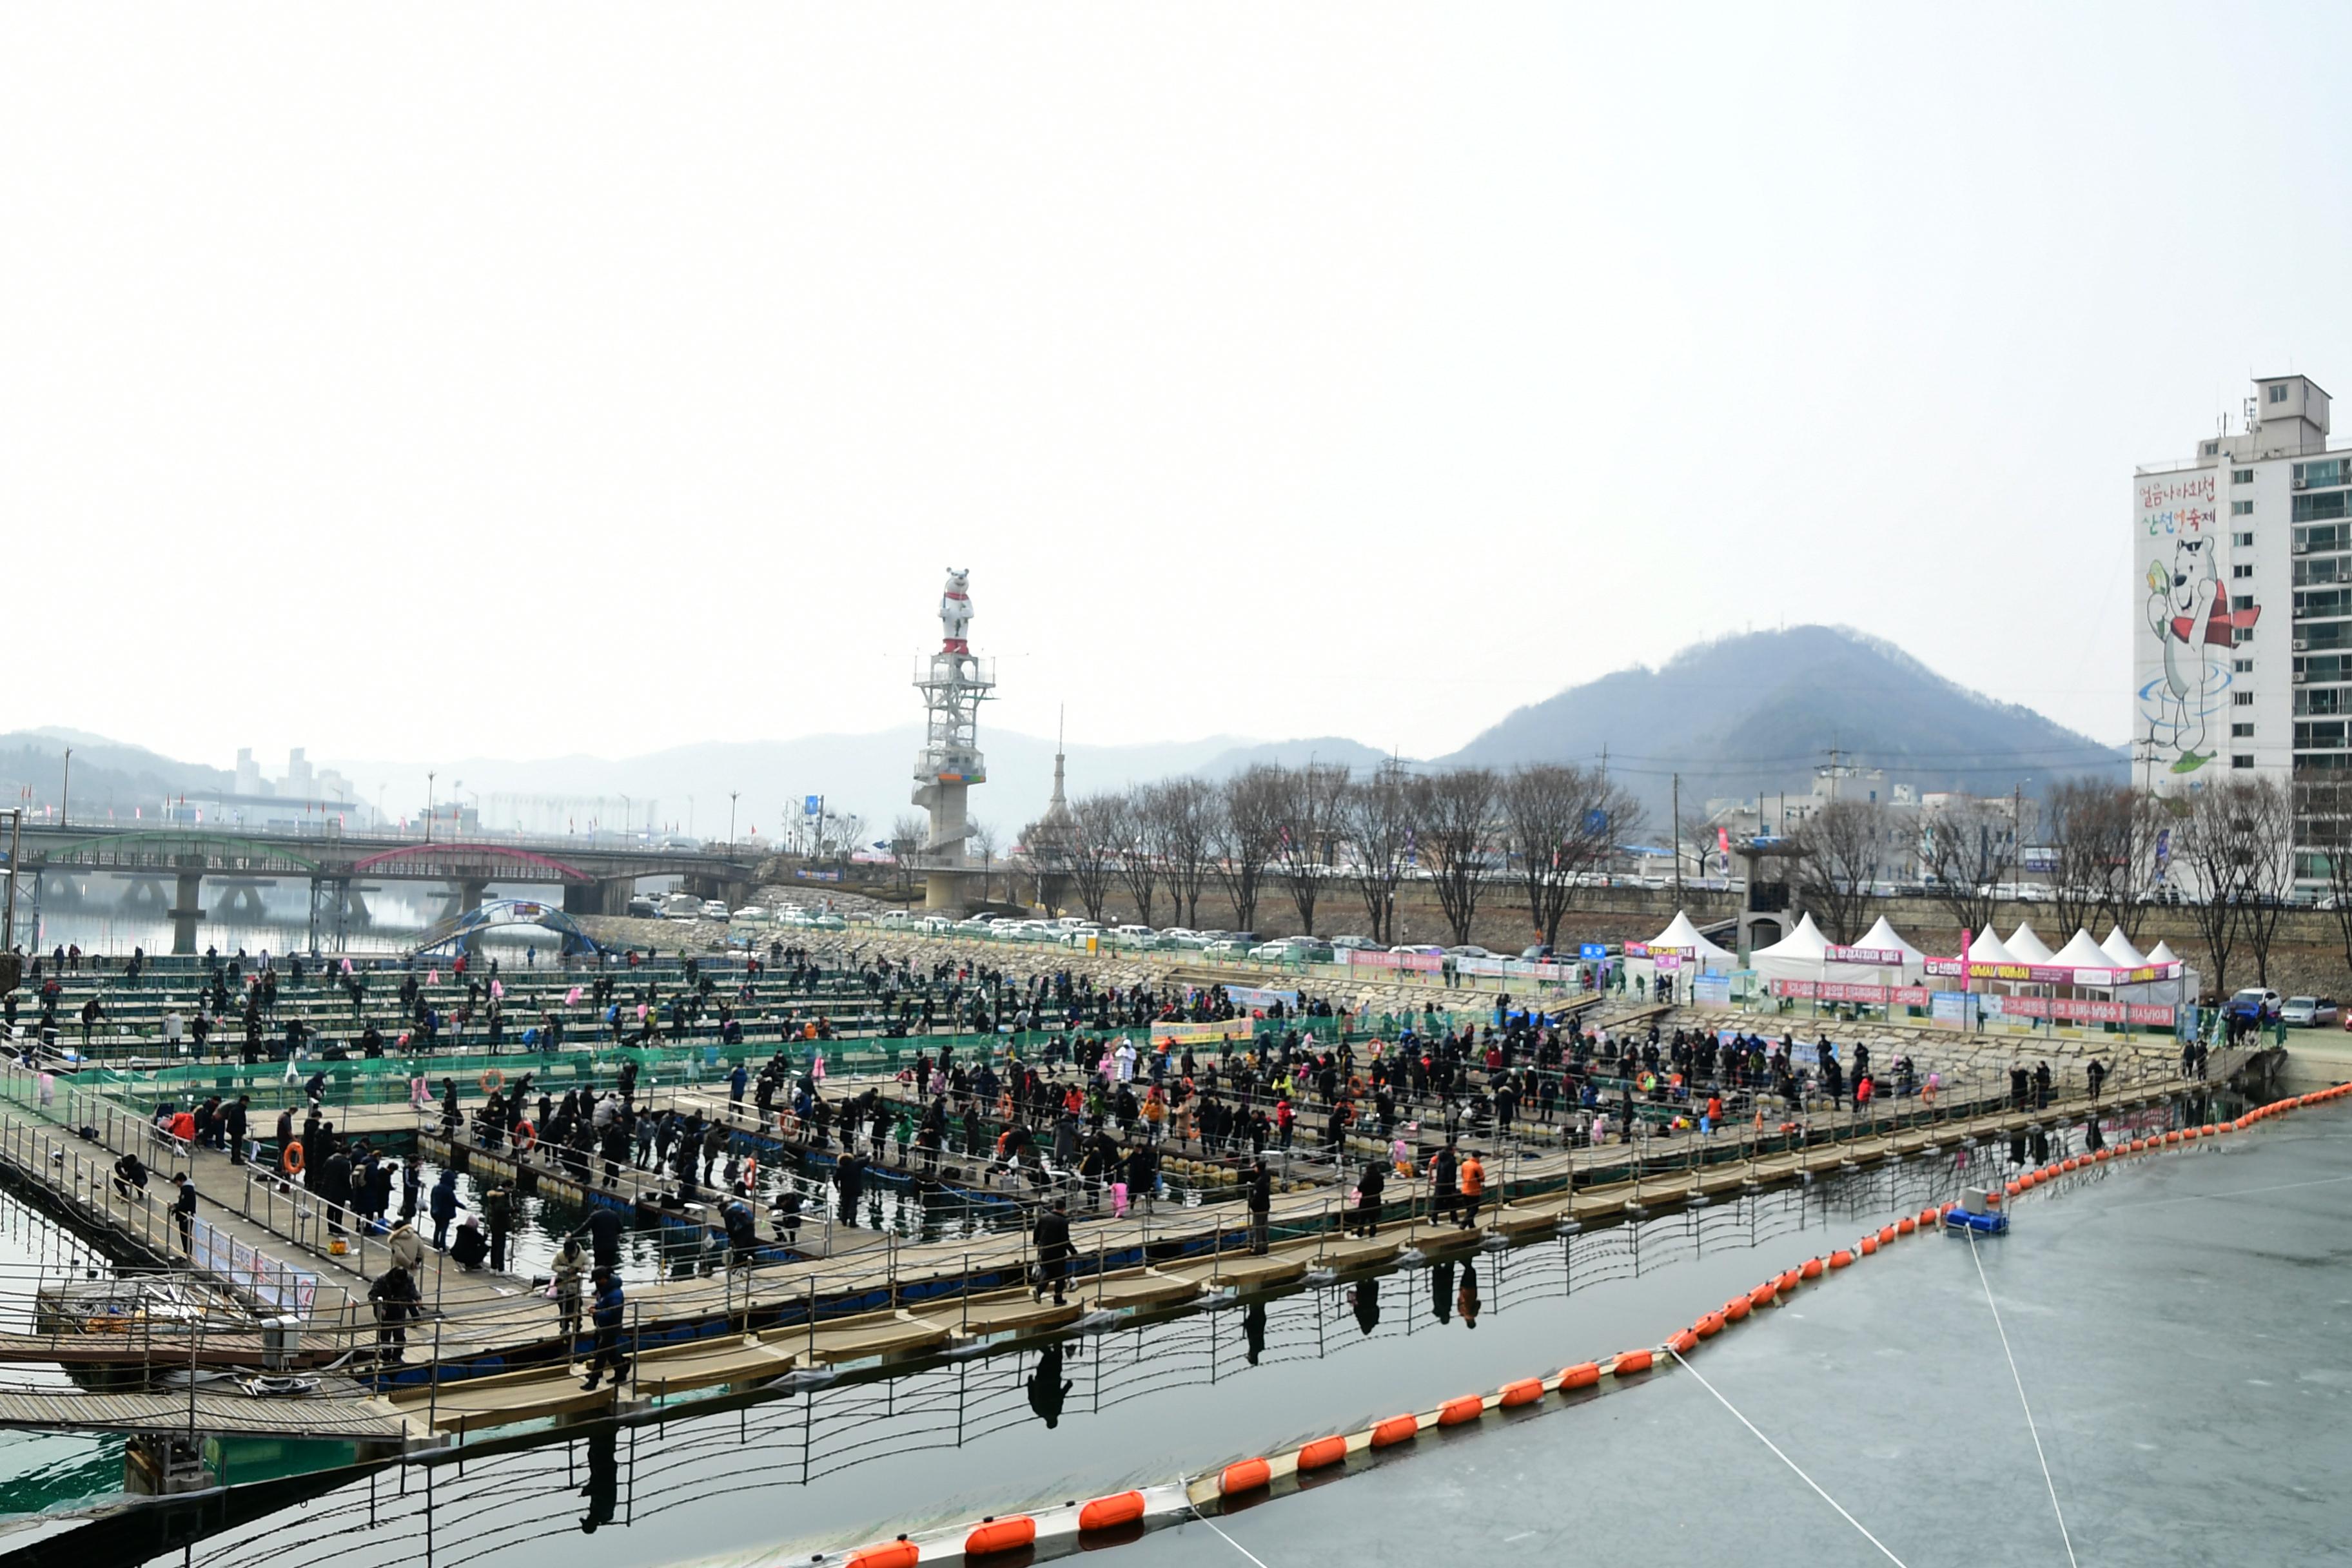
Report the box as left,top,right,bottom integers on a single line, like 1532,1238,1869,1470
1792,776,2342,994
1022,761,1647,947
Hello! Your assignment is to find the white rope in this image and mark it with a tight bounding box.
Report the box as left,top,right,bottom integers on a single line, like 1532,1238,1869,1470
2101,1173,2352,1212
1966,1230,2080,1568
1666,1347,1910,1567
1184,1481,1275,1568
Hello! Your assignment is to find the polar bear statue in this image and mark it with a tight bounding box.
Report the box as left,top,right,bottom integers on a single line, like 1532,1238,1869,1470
940,569,973,652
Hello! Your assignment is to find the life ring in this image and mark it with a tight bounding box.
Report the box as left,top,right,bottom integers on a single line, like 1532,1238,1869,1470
480,1068,506,1095
514,1121,537,1153
743,1155,758,1188
280,1142,305,1177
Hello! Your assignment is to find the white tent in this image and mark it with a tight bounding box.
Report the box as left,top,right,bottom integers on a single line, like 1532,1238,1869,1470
2146,939,2182,965
1646,910,1738,973
1853,915,1926,966
1966,929,2022,966
2004,923,2055,964
1750,912,1832,985
2099,926,2150,968
2050,928,2119,974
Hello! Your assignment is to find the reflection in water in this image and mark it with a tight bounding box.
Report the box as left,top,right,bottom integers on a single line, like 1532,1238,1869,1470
1026,1342,1072,1429
580,1428,619,1535
26,1148,2041,1568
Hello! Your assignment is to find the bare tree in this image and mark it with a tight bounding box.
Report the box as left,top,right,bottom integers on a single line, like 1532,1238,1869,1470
2217,776,2292,986
1498,763,1640,950
1791,799,1886,943
1063,793,1126,925
1269,761,1348,933
1148,778,1216,928
2173,778,2291,991
1917,798,2015,942
1099,790,1159,926
1208,767,1283,933
1337,764,1416,944
2302,778,2352,979
1413,766,1500,945
967,818,999,903
887,812,926,897
2039,780,2150,939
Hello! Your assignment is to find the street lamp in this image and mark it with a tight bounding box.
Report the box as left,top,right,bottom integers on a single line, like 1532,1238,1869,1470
621,796,632,842
59,749,71,830
729,791,740,850
426,772,436,843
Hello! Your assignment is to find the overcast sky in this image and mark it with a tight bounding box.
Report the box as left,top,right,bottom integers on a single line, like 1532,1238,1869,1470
7,5,2349,772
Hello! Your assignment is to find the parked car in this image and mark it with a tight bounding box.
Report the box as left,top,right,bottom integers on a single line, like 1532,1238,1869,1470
1444,945,1499,960
2224,987,2283,1023
2281,996,2340,1028
1202,939,1250,959
1328,934,1381,951
1389,945,1446,957
660,893,703,919
625,896,658,918
730,906,769,923
701,899,731,921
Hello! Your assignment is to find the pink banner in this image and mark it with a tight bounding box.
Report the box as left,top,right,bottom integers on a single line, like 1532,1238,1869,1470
1772,981,1932,1005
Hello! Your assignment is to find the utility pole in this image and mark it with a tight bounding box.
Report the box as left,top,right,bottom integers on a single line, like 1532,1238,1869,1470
426,772,436,843
728,791,740,851
59,749,70,830
1672,772,1683,902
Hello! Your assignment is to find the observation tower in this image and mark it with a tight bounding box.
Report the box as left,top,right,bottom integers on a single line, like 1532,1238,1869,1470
912,569,994,913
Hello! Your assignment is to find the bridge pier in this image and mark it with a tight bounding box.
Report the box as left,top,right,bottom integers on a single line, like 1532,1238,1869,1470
565,877,635,917
168,868,206,956
211,883,271,923
119,877,169,916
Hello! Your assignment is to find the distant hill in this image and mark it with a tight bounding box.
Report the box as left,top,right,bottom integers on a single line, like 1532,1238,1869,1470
14,627,2120,843
0,729,232,821
1439,626,2124,819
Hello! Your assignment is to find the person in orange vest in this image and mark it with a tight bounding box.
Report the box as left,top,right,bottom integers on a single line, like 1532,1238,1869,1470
1456,1150,1487,1230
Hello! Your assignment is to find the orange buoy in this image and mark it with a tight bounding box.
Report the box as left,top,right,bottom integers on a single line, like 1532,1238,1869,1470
1079,1491,1146,1531
1858,1236,1879,1257
1750,1283,1779,1309
2004,1181,2023,1196
1778,1268,1802,1293
1799,1258,1824,1280
1296,1436,1348,1471
1919,1206,1939,1226
2095,1149,2112,1161
1697,1312,1726,1338
846,1540,919,1568
1438,1395,1485,1427
1613,1349,1655,1374
1722,1296,1751,1322
965,1516,1037,1556
1371,1415,1420,1447
1220,1459,1271,1496
1666,1329,1699,1354
1559,1362,1602,1391
1877,1225,1897,1245
1829,1249,1855,1268
1498,1378,1544,1408
1897,1217,1916,1236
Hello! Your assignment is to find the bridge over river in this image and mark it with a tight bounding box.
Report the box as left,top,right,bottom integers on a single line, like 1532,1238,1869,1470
7,825,761,953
